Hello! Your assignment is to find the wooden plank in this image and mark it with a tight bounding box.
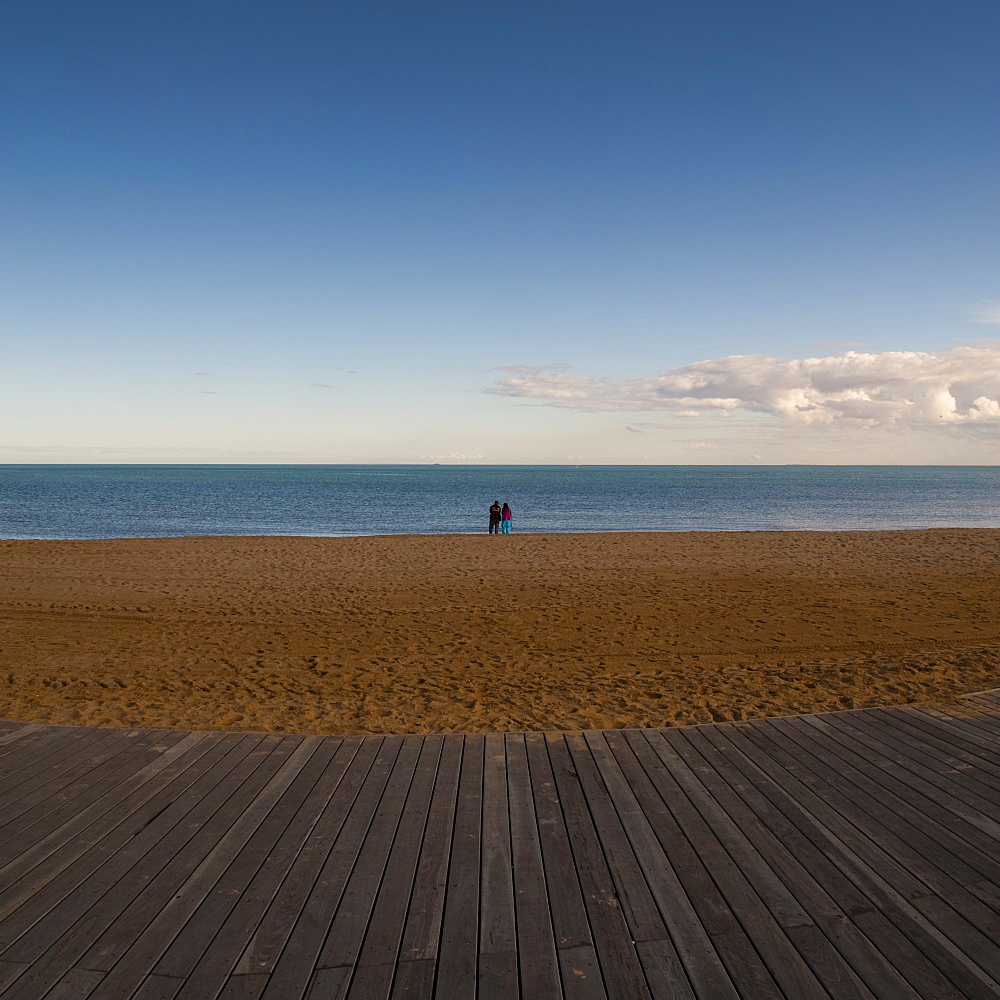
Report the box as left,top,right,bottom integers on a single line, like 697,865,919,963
37,965,107,999
670,725,916,1000
712,727,991,997
892,701,1000,756
817,712,1000,834
479,951,519,1000
573,730,730,1000
809,715,1000,918
724,721,1000,997
0,732,223,925
246,735,404,998
0,960,29,994
603,727,758,1000
0,728,179,866
129,973,185,1000
883,706,1000,776
389,734,464,999
0,722,43,749
0,723,83,756
146,735,341,977
689,722,967,1000
913,711,1000,766
718,719,1000,1000
0,727,120,808
0,729,126,826
477,731,517,1000
0,705,995,999
765,716,1000,910
83,736,325,996
834,709,1000,800
545,733,652,1000
0,721,116,774
0,727,147,819
232,736,386,979
0,724,72,769
884,709,1000,778
388,959,435,1000
938,694,1000,721
754,717,1000,977
218,972,268,999
614,729,784,1000
433,733,484,1000
916,712,1000,754
0,734,284,999
504,733,562,1000
749,717,969,894
0,735,230,924
564,733,670,947
908,700,1000,738
346,735,444,1000
305,965,351,998
0,729,181,843
578,729,721,1000
46,737,301,997
862,715,1000,822
646,729,838,1000
165,736,367,1000
523,732,606,1000
310,735,427,980
786,715,1000,886
930,701,1000,725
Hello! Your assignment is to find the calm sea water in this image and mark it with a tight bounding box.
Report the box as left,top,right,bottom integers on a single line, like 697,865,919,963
2,465,999,539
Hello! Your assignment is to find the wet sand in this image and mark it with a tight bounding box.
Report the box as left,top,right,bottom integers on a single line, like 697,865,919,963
1,530,999,734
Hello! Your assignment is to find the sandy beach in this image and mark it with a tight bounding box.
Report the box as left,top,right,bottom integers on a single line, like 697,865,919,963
1,530,998,734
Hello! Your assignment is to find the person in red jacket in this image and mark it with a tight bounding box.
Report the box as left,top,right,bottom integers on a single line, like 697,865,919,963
500,503,513,534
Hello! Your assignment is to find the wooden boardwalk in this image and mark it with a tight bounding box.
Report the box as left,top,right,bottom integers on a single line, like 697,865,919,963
1,693,999,999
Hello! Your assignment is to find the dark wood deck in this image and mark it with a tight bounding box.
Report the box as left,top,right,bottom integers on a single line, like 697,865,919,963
1,692,999,998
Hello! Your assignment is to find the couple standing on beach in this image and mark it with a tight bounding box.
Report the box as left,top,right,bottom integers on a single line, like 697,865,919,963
488,500,513,534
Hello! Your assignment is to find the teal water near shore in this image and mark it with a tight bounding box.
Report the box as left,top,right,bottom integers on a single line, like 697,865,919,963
2,464,999,539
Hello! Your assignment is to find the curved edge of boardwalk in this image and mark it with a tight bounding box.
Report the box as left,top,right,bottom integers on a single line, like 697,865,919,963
1,691,999,1000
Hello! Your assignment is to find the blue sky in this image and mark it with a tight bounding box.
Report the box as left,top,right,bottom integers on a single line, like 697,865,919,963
2,0,999,463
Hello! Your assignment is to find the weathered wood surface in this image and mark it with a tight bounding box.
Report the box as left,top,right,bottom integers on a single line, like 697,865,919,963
1,693,999,999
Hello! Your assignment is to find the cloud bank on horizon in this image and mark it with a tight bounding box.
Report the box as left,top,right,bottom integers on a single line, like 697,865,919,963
484,345,1000,434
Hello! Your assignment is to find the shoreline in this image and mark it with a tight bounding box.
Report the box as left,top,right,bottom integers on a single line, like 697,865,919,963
5,524,999,542
2,529,999,734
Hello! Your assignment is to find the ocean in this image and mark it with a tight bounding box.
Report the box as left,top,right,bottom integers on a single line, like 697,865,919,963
2,464,1000,539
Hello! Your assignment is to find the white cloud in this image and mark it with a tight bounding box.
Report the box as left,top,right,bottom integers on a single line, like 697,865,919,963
486,368,608,400
493,362,572,374
483,346,1000,434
